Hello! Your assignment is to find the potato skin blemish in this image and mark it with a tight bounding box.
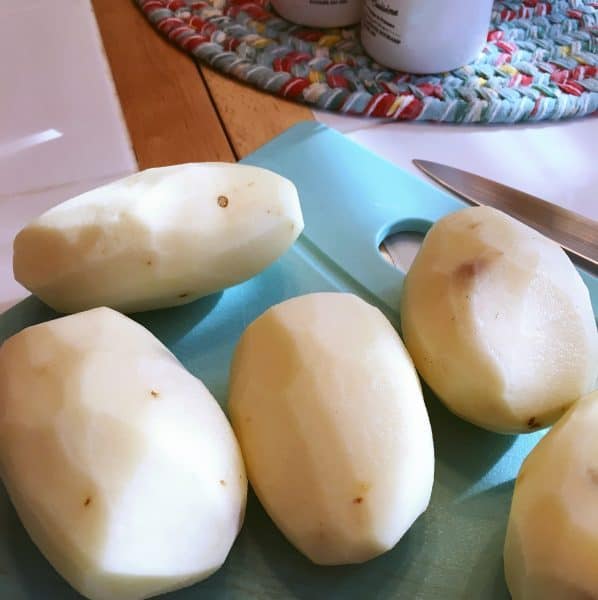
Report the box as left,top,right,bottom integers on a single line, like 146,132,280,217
453,250,504,283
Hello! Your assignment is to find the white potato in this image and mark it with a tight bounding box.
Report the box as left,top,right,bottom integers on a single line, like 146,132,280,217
400,206,597,434
13,163,303,313
228,292,434,565
504,390,598,600
0,308,247,600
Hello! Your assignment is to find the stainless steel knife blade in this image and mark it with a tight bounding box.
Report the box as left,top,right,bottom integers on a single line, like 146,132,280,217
412,159,598,271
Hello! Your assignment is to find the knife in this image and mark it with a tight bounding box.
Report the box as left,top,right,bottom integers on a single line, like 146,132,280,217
390,160,597,272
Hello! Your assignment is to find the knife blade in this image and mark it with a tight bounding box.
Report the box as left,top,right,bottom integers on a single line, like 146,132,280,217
412,159,598,271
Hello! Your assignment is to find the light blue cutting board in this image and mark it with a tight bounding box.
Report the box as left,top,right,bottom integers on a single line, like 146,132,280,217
0,122,596,599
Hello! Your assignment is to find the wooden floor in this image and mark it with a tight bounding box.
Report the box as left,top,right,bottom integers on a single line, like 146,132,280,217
91,0,313,168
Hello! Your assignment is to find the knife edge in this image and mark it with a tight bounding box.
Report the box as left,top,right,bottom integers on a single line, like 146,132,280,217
413,159,598,272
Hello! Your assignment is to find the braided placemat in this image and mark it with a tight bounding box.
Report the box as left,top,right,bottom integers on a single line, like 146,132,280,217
137,0,597,123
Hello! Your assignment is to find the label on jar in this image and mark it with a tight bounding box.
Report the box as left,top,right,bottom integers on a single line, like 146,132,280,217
363,1,402,46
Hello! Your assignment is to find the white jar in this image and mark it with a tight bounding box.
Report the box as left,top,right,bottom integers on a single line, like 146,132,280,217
271,0,362,28
361,0,494,73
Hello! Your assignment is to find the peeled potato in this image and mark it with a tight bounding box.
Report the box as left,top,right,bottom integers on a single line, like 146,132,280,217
400,206,597,434
0,308,246,600
229,292,434,565
13,163,303,313
504,390,598,600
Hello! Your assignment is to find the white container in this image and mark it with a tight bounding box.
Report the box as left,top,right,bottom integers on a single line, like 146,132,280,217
271,0,362,28
361,0,494,73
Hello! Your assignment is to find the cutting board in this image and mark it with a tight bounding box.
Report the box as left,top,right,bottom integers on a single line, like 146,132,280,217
0,122,596,600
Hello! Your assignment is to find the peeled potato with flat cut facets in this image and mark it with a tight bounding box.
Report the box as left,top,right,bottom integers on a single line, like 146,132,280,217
0,307,247,600
504,390,598,600
13,163,303,313
229,292,434,565
400,206,597,434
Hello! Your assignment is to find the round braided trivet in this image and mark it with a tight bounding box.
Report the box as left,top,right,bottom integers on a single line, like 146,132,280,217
137,0,598,123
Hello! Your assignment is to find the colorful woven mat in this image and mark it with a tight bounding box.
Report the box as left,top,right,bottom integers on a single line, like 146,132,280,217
137,0,598,123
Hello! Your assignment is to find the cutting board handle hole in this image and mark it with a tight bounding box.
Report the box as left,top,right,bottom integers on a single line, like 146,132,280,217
378,219,431,272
